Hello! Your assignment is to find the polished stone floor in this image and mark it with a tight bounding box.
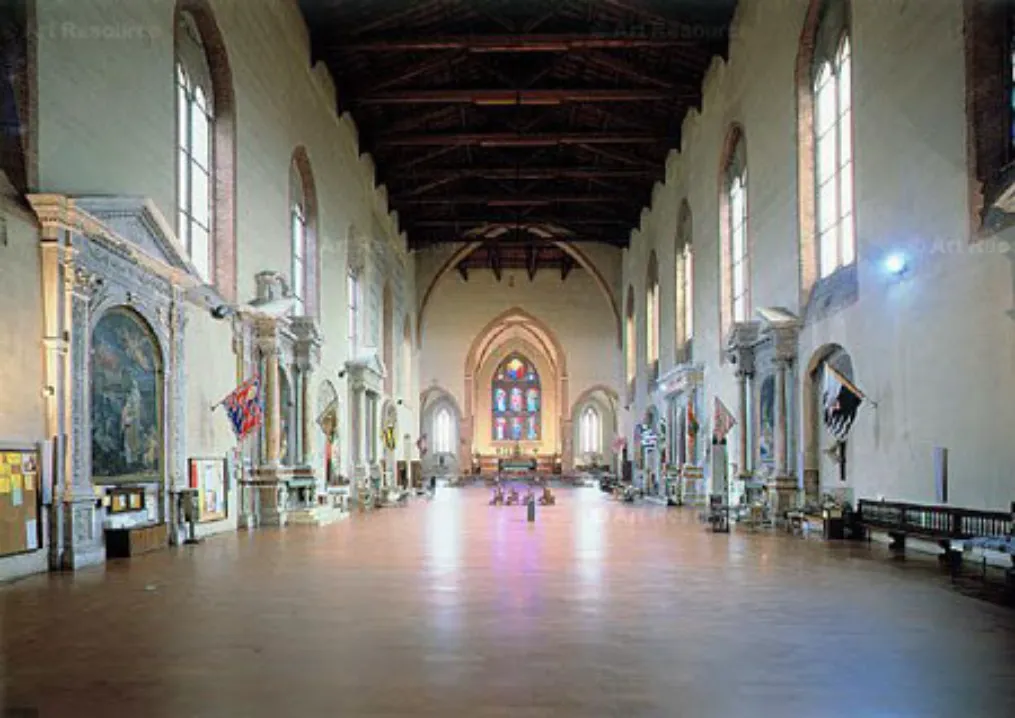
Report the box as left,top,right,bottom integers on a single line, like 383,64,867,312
2,486,1014,717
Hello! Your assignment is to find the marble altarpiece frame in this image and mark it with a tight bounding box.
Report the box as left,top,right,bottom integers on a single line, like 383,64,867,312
29,195,201,570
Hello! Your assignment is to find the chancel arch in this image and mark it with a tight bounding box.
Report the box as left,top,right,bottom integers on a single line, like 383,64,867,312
463,308,567,470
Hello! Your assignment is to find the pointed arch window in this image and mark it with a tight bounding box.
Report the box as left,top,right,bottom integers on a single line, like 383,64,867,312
175,23,213,281
646,252,659,375
491,354,541,442
579,406,602,455
625,285,636,386
675,202,694,361
290,162,307,315
720,127,750,342
814,30,854,278
433,406,454,454
728,158,748,323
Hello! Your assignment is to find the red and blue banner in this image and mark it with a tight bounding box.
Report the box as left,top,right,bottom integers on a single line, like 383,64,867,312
222,376,263,441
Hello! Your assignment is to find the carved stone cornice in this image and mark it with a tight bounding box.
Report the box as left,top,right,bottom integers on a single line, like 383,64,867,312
725,321,759,376
756,307,800,363
28,194,200,292
655,362,704,398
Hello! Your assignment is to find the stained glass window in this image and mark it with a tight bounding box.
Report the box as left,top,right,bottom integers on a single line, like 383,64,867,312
492,354,541,441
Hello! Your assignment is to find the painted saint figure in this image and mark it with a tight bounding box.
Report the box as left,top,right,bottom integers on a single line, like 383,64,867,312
526,388,539,412
510,387,523,412
495,388,507,413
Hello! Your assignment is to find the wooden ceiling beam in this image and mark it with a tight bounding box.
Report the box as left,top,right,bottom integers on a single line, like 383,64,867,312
327,33,709,53
377,132,668,147
389,166,662,180
391,194,640,206
411,218,631,229
357,88,685,105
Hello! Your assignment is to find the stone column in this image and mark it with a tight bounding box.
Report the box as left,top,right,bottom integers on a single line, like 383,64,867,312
300,366,314,466
262,345,282,466
736,369,750,477
775,359,788,476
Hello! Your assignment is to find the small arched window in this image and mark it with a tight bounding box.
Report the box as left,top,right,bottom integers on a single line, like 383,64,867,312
813,3,854,278
579,406,602,455
290,160,307,315
175,12,214,281
625,285,636,386
675,201,694,359
645,252,659,374
433,406,454,454
726,135,748,323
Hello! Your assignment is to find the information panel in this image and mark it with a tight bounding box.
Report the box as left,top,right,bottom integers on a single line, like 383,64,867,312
0,448,41,556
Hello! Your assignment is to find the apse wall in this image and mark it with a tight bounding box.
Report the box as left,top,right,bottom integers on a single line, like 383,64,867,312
418,264,624,455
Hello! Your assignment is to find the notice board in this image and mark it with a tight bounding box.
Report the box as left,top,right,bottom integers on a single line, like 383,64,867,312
0,448,41,556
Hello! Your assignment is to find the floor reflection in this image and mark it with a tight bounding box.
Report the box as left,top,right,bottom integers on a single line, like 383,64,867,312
1,485,1014,718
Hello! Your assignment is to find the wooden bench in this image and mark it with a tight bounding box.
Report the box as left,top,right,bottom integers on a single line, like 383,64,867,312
857,499,1013,575
105,523,168,559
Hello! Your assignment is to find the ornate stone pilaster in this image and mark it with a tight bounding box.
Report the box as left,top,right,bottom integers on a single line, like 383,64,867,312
292,317,322,468
255,322,283,467
725,322,758,479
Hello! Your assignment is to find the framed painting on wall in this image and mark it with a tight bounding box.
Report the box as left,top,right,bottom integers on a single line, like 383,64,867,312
188,458,228,523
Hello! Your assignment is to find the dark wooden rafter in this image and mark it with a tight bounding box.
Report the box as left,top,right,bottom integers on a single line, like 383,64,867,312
298,0,737,251
526,244,539,280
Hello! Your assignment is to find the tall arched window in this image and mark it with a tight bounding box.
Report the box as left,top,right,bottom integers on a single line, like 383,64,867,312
401,318,412,402
720,125,749,341
645,251,659,376
675,201,694,360
174,2,236,298
491,354,541,441
579,405,602,454
813,2,854,278
176,13,213,281
625,285,636,386
433,406,454,454
347,271,360,352
289,147,318,317
290,161,307,315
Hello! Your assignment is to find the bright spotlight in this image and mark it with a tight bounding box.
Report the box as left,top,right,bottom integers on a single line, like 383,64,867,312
883,253,907,276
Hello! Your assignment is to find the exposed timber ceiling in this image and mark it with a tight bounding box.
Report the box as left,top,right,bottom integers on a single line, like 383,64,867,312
299,0,737,273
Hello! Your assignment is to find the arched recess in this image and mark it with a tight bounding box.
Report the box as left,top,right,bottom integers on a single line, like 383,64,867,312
570,384,620,469
416,240,622,348
462,307,568,464
316,380,339,485
290,145,319,316
802,343,855,506
175,0,236,301
419,385,462,478
382,282,393,394
90,307,165,485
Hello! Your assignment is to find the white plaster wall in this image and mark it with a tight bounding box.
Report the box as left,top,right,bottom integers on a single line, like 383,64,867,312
28,0,418,520
0,195,45,444
625,0,1015,509
418,264,624,454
